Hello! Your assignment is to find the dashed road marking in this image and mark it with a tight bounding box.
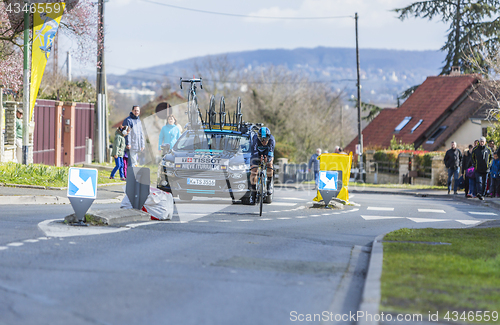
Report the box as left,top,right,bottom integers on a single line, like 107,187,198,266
407,218,447,223
456,220,482,225
469,212,497,216
259,218,272,221
296,216,307,219
7,242,23,247
24,239,39,243
0,247,8,251
238,219,254,222
418,209,446,213
271,202,297,206
367,207,394,211
361,216,403,220
277,217,291,220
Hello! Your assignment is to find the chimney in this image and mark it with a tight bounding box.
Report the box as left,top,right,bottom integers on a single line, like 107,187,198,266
450,66,461,76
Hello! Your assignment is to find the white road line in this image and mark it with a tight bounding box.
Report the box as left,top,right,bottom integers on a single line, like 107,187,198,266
270,211,280,213
272,202,298,206
407,218,447,223
456,220,482,225
361,216,403,220
7,242,23,247
37,237,49,240
469,212,498,216
277,217,291,220
418,209,446,213
322,213,330,216
295,216,307,219
215,220,231,223
367,207,394,211
310,215,320,217
259,218,272,221
194,220,209,223
237,219,253,222
0,247,8,251
279,197,307,201
23,239,39,243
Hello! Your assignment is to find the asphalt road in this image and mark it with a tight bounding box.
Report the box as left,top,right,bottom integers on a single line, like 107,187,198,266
0,188,498,325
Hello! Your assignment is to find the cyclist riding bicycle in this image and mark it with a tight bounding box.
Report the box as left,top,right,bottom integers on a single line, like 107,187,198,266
249,127,275,205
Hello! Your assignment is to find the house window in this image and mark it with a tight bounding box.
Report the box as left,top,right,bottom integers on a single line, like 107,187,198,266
426,126,447,144
411,119,423,134
482,127,488,137
394,116,412,133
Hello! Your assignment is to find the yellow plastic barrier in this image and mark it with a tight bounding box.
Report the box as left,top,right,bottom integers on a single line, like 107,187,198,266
313,152,353,203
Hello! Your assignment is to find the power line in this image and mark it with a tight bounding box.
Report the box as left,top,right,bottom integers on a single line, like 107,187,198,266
107,65,357,84
140,0,353,20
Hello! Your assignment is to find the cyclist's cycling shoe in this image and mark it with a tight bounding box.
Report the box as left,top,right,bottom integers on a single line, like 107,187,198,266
267,177,273,196
248,193,256,205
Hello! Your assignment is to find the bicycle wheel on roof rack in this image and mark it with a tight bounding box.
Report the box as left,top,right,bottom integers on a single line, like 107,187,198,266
219,96,226,130
191,95,199,127
208,95,216,130
236,97,242,130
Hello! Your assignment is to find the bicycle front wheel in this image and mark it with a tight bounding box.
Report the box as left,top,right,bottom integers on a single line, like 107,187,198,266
259,174,264,216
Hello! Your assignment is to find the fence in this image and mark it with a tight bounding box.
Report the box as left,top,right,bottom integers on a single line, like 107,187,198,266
281,163,314,183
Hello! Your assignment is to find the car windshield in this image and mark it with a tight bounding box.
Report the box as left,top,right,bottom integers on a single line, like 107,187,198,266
174,131,250,153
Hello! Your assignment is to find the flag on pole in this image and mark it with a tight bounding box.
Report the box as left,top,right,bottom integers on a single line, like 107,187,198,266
30,3,65,120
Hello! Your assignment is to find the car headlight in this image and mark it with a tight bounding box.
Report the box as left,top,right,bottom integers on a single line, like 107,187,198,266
162,160,175,168
229,164,247,171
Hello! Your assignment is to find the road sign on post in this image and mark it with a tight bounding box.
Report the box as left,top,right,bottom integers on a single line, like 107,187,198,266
318,170,343,208
67,167,98,223
126,167,150,210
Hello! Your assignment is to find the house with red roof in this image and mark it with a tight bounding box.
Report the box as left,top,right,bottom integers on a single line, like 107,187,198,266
345,73,495,153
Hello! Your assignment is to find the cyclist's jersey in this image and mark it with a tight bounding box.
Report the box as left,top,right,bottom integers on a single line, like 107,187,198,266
251,134,275,161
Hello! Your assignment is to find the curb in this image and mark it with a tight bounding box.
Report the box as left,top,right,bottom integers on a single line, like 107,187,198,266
0,181,125,191
358,233,385,325
0,194,125,205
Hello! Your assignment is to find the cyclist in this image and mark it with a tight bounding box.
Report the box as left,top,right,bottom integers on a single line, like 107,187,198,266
249,127,275,205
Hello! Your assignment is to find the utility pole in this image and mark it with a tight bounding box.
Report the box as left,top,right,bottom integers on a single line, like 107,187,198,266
96,0,106,163
67,51,72,81
22,0,30,165
355,12,364,180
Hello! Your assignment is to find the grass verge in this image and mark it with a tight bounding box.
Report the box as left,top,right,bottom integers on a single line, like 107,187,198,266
350,182,446,190
0,162,123,187
381,227,500,323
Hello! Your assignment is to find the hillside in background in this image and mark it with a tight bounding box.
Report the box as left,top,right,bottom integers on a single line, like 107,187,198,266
107,46,445,107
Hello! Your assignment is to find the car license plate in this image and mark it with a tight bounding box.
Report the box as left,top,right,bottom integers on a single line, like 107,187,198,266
187,178,216,186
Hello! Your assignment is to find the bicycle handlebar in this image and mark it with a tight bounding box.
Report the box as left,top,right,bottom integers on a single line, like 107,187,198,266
180,78,203,90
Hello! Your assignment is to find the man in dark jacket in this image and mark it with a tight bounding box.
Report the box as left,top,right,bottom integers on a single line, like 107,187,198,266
472,137,493,200
462,144,474,198
308,148,322,189
444,141,462,194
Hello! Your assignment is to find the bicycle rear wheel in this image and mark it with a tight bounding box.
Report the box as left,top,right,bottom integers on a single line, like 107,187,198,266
236,97,242,129
189,93,199,127
209,95,216,129
219,96,226,130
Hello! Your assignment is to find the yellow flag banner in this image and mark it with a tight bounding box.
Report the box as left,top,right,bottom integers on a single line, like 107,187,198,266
313,152,353,203
30,3,65,120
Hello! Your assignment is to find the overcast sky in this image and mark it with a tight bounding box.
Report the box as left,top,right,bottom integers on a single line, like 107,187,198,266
63,0,449,76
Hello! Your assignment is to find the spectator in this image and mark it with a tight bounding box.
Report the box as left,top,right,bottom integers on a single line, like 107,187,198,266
308,148,322,189
474,139,479,147
123,149,129,178
462,144,474,198
488,140,495,152
110,126,129,181
122,106,145,167
443,141,462,195
334,146,340,153
472,136,493,200
158,114,181,152
490,153,500,198
14,108,23,164
488,140,497,195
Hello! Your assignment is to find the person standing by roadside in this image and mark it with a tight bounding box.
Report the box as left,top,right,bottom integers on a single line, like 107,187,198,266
110,126,129,181
472,137,493,200
490,153,500,197
158,114,181,152
462,144,474,198
122,106,145,167
308,148,322,189
14,108,23,164
444,141,462,195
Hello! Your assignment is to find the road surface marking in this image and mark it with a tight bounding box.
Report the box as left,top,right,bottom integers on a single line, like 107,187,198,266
259,218,272,221
468,212,497,216
295,216,307,219
215,220,231,223
24,239,39,243
277,217,291,220
361,216,403,220
456,220,482,225
310,215,320,217
279,197,307,201
367,207,394,211
7,242,23,247
418,209,446,213
38,237,49,240
271,202,297,206
0,247,8,251
194,220,209,223
407,218,447,223
237,219,253,222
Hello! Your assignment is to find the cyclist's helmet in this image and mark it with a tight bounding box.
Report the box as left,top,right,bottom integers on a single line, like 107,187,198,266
257,127,271,141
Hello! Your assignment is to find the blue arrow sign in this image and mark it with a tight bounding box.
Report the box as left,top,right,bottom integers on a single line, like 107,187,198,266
67,168,98,199
319,171,338,191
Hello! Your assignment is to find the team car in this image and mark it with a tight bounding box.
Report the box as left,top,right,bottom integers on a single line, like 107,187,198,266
156,91,260,204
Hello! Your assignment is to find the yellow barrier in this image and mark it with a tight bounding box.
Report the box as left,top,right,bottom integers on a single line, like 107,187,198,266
313,152,353,203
